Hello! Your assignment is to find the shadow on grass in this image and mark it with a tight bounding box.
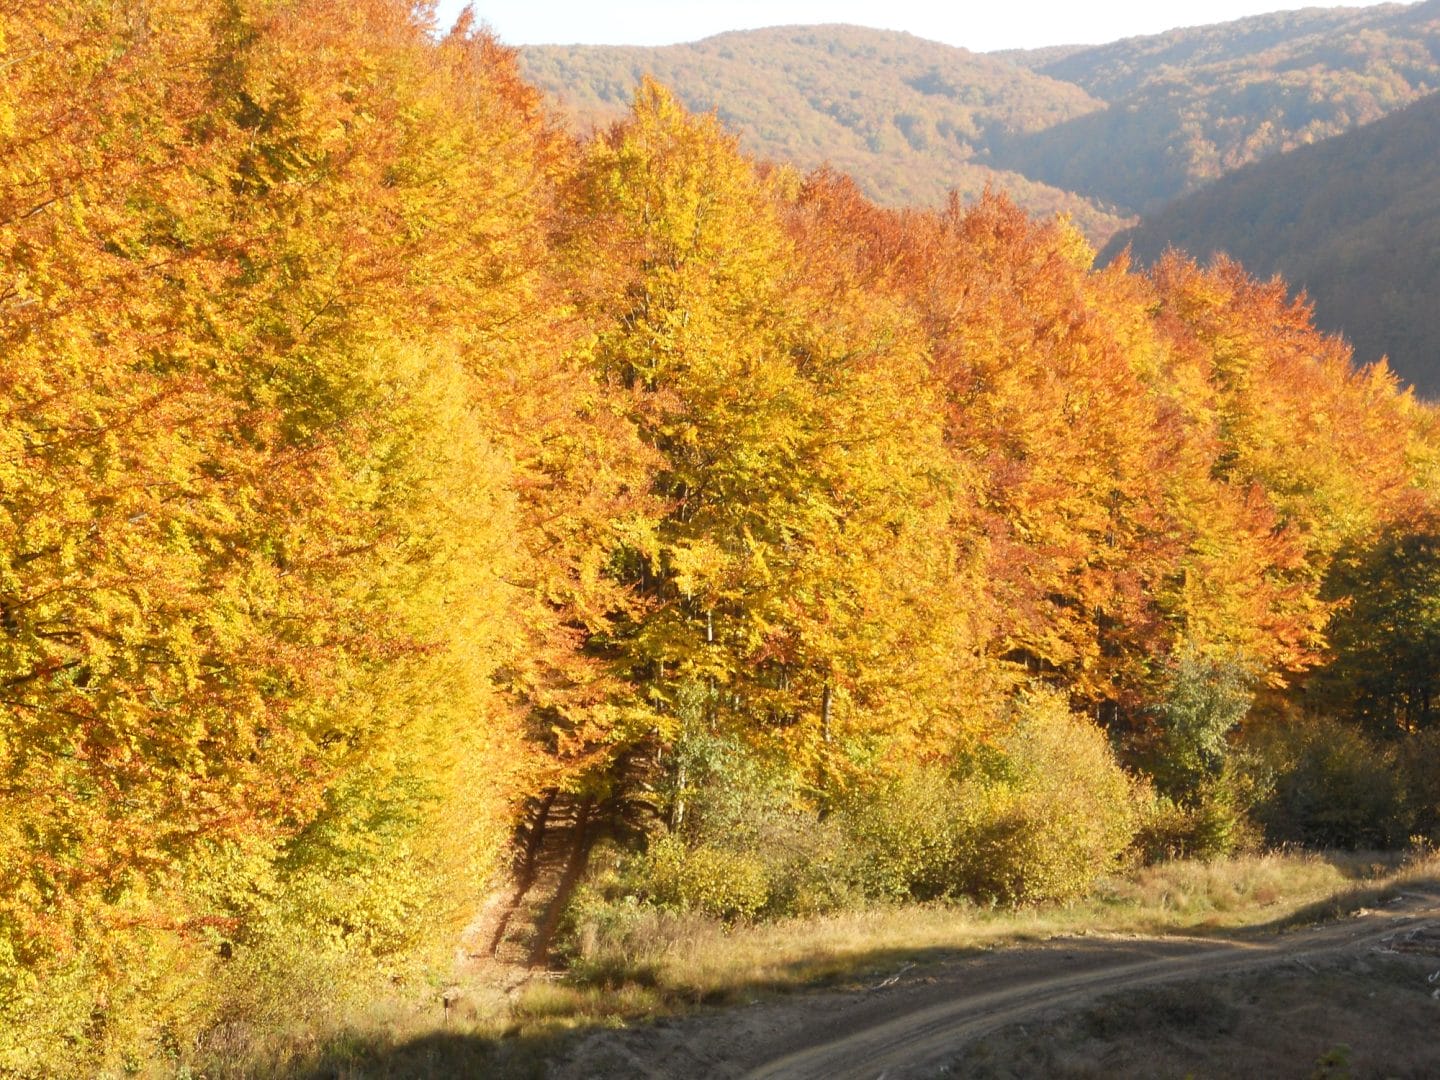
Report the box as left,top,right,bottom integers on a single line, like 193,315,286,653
272,938,1209,1079
275,940,985,1079
284,1026,565,1080
1265,862,1440,932
277,864,1440,1078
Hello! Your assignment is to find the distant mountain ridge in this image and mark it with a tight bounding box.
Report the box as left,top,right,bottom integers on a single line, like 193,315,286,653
520,2,1440,235
1102,89,1440,397
521,5,1440,396
521,24,1130,241
994,0,1440,213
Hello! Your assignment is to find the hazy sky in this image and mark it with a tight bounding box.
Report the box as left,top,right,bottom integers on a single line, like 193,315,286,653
435,0,1399,52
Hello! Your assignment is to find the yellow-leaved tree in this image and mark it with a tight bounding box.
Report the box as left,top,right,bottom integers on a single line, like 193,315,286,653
0,0,574,1067
562,85,983,803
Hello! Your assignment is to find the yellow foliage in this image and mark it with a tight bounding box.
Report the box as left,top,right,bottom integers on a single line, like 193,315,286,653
642,836,772,921
952,688,1141,904
2,7,1438,1073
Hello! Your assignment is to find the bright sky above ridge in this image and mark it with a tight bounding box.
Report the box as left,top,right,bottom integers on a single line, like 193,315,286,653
438,0,1399,51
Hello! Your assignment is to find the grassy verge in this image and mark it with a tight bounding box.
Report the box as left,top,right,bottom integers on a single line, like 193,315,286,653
195,849,1440,1078
556,850,1438,1009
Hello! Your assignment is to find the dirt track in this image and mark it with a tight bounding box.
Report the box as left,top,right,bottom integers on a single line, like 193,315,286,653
456,790,594,996
551,888,1440,1079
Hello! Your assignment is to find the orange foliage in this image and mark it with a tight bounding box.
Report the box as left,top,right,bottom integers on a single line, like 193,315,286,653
3,27,1438,1069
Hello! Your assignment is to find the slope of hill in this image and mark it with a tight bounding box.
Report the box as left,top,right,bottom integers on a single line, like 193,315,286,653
1010,3,1415,98
522,3,1440,232
520,25,1130,240
994,0,1440,212
1101,90,1440,397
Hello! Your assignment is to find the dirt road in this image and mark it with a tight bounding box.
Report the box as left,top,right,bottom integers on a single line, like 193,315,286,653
551,888,1440,1079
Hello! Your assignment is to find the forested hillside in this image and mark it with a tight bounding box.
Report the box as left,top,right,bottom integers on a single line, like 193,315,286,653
997,0,1440,211
522,2,1440,227
1102,91,1440,397
5,2,1440,1074
520,25,1129,239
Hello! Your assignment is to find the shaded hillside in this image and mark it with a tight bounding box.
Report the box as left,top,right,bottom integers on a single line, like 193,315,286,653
524,4,1440,229
995,1,1440,212
1101,90,1440,398
521,25,1131,241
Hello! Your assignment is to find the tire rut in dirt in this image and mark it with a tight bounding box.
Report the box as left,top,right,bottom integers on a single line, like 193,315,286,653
743,905,1440,1080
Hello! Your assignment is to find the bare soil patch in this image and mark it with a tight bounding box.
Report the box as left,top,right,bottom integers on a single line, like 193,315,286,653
946,945,1440,1079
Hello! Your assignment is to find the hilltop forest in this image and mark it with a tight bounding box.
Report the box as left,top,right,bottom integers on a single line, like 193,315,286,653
4,2,1440,1073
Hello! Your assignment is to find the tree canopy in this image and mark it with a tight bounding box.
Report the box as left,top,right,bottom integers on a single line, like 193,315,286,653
3,4,1438,1072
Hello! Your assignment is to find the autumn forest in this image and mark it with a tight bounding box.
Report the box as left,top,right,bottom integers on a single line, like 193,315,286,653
4,2,1440,1074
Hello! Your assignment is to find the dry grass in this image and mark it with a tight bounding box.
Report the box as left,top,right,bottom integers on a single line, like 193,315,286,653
1091,849,1407,931
193,849,1440,1077
563,851,1424,1002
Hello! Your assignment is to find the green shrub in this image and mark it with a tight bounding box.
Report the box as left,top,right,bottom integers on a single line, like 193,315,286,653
585,688,1142,923
1249,713,1411,849
951,688,1141,904
824,689,1142,907
640,836,771,921
751,812,867,916
643,721,870,918
1134,777,1261,863
1147,644,1255,803
838,764,962,901
1398,728,1440,843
